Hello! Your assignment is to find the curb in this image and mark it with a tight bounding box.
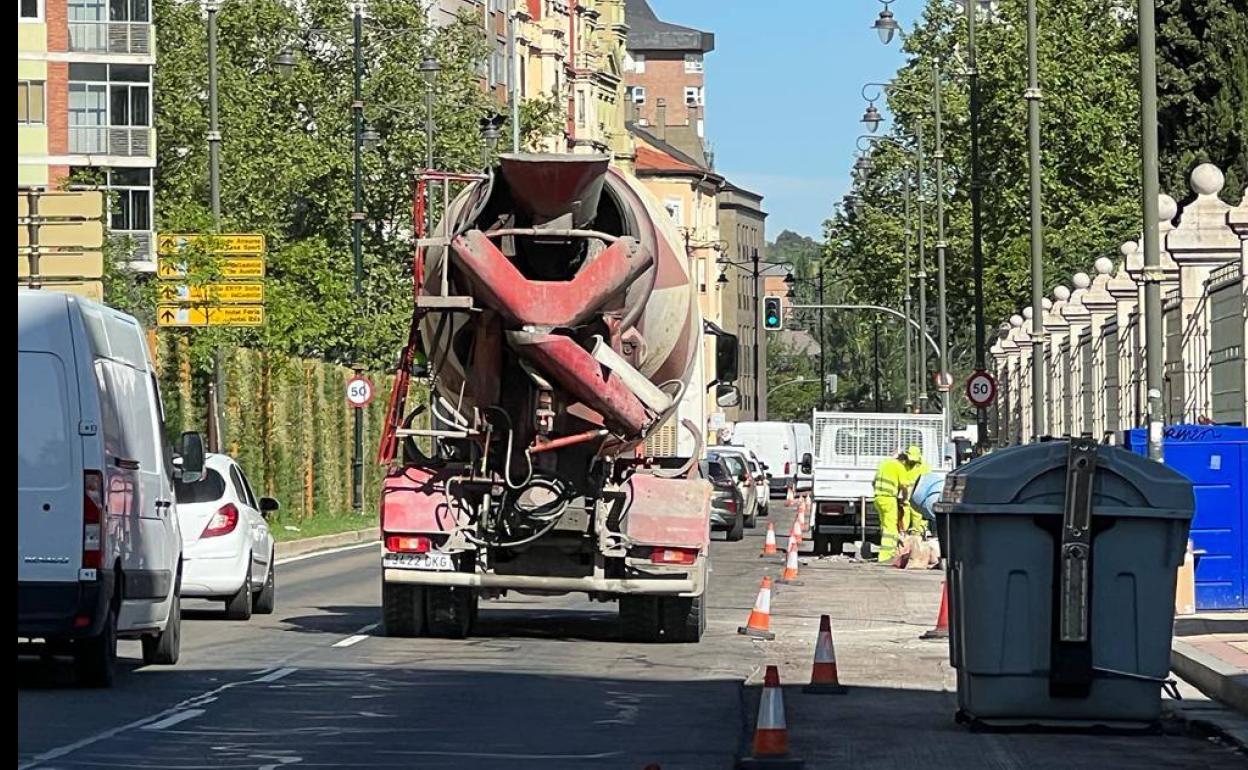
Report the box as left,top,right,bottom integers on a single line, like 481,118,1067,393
275,527,380,561
1172,638,1248,716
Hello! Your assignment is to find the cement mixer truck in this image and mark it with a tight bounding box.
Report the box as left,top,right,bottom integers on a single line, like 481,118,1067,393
375,154,740,643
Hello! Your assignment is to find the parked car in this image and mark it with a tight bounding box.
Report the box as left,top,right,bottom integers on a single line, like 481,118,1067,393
729,422,802,496
745,454,770,518
707,446,759,529
18,290,204,687
176,454,278,620
700,457,744,541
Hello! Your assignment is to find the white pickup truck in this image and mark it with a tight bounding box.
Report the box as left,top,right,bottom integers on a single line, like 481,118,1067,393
809,411,950,557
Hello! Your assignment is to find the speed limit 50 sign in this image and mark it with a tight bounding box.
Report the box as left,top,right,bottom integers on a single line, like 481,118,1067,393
345,375,375,408
965,369,997,408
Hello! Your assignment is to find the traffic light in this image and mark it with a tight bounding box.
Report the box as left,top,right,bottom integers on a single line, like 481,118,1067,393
763,296,783,331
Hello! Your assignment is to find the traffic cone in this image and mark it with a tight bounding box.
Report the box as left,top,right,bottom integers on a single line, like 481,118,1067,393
920,580,950,640
737,666,803,768
778,541,803,586
760,522,778,557
789,515,803,545
738,576,776,640
803,614,847,694
785,486,795,508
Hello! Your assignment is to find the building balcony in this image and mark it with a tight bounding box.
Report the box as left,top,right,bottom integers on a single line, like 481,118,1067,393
68,126,154,159
68,21,153,56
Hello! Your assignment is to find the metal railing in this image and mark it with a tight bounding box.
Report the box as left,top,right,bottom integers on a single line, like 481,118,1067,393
68,21,152,55
68,126,153,157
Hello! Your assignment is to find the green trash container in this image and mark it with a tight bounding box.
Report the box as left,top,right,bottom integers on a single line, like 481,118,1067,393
935,438,1194,728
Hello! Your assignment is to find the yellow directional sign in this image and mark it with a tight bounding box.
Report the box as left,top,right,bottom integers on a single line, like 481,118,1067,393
157,282,265,304
157,256,265,280
157,233,266,255
18,190,104,219
157,304,265,327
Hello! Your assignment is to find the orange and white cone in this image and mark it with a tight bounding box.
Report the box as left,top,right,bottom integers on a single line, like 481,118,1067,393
788,516,803,546
760,522,779,557
738,666,803,768
738,576,776,640
803,614,847,694
920,580,950,640
777,541,803,586
785,486,795,508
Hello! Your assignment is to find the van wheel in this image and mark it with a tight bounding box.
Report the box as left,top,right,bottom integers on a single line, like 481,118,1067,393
225,565,253,620
142,594,181,665
74,604,117,687
253,556,276,615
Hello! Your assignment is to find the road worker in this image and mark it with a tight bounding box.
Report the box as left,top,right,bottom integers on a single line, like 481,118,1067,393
873,446,923,562
900,446,930,535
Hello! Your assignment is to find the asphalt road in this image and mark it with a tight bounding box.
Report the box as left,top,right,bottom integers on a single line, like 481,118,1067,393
18,507,1246,769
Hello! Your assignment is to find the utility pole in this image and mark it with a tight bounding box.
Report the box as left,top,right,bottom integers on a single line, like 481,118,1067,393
752,247,761,419
873,320,882,411
967,0,988,450
817,266,826,409
915,123,929,413
1137,0,1165,461
206,0,226,454
1026,0,1045,440
933,57,950,439
903,167,914,410
350,6,365,511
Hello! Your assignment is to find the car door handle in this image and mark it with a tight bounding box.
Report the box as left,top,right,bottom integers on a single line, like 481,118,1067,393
155,500,173,509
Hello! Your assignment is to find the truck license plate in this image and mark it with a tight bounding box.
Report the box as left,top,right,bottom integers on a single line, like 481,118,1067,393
383,552,455,571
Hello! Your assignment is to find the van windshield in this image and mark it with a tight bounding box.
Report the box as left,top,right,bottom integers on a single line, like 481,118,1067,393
19,352,72,489
175,468,227,504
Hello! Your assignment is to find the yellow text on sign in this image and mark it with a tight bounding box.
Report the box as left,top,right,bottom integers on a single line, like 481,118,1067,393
157,233,266,255
157,305,265,327
158,282,265,304
157,256,265,279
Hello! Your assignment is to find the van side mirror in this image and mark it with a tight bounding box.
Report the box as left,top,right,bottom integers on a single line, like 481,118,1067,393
800,452,813,475
259,497,280,518
177,432,205,482
715,383,741,408
715,333,739,384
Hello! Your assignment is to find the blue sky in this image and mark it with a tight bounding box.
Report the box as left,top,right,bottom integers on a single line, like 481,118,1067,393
649,0,908,241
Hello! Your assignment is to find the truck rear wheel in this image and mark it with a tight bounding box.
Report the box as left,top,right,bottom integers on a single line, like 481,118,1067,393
425,587,477,639
619,594,705,643
383,582,425,638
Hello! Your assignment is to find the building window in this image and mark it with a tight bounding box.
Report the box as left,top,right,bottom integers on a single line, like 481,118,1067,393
576,91,587,127
630,53,645,74
630,86,645,105
684,86,703,106
684,53,703,73
106,168,152,234
19,0,43,21
18,81,46,124
664,198,683,226
68,63,151,155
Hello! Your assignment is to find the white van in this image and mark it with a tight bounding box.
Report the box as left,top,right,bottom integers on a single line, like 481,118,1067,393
729,421,806,497
18,291,204,686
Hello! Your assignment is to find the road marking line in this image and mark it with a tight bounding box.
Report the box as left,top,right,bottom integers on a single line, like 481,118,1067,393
255,666,298,683
276,540,379,566
141,709,205,731
333,623,379,648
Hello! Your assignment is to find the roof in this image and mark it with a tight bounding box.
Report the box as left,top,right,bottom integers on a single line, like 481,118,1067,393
632,130,723,185
625,0,715,53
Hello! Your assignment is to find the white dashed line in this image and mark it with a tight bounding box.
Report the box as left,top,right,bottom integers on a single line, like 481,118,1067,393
141,709,205,731
254,666,298,683
333,624,379,648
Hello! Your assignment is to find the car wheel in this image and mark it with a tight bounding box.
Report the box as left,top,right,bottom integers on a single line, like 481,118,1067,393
253,555,276,615
142,593,181,665
727,510,745,541
74,602,117,687
225,561,253,620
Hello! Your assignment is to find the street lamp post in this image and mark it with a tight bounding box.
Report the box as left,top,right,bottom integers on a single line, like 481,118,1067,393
932,57,950,438
420,56,441,236
1137,0,1165,461
783,268,827,409
716,248,774,420
1026,0,1045,441
348,6,366,511
205,1,226,455
966,0,988,451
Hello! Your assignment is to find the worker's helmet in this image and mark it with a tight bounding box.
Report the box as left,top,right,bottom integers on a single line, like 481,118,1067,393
905,446,923,464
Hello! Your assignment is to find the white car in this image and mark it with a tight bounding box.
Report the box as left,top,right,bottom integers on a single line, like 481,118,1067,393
175,454,277,620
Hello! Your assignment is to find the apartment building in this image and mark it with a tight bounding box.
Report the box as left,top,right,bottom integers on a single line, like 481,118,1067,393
622,0,713,144
717,183,768,420
19,0,158,270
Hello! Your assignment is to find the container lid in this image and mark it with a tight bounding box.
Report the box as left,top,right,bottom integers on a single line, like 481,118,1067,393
935,440,1194,520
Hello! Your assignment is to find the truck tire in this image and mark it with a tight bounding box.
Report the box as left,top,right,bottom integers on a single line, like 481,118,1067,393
425,587,476,639
726,511,745,542
74,603,118,688
253,557,276,615
142,594,181,665
383,582,425,638
619,595,661,642
658,594,705,643
224,564,253,620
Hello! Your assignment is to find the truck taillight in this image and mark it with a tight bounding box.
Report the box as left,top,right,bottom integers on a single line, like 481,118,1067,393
650,547,698,566
83,471,104,570
784,461,791,475
202,503,239,538
386,535,431,554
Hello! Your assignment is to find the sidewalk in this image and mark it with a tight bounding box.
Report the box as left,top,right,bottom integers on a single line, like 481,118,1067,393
737,509,1248,768
1172,612,1248,717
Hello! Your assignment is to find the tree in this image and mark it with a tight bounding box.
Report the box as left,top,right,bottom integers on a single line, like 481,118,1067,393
1155,0,1248,200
